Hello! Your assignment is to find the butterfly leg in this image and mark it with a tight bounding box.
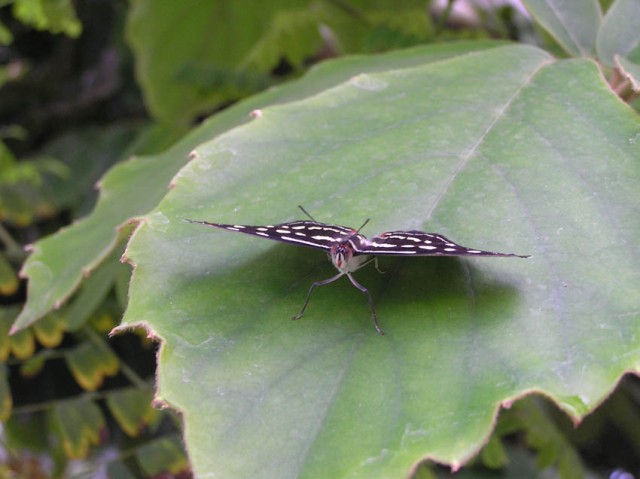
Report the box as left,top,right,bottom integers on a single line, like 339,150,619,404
292,272,344,321
346,273,384,335
359,257,385,274
373,257,385,274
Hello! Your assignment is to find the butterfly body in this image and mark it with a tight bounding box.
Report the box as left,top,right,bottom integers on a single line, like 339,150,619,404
184,216,529,334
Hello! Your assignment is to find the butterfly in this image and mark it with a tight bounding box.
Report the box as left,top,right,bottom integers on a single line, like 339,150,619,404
184,207,529,335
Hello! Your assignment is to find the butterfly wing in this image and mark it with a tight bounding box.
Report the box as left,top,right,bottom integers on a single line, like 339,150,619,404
184,219,357,251
352,230,529,258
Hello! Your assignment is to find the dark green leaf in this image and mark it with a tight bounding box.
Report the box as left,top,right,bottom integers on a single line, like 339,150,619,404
31,312,65,348
505,398,584,478
66,341,119,391
12,0,81,37
136,435,188,476
51,396,105,459
65,244,127,331
0,253,18,295
0,363,12,421
105,387,157,437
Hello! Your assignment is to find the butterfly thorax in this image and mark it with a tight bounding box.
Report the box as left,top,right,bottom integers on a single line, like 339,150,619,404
330,237,371,273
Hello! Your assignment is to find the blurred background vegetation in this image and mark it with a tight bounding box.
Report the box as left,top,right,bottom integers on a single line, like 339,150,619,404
0,0,638,477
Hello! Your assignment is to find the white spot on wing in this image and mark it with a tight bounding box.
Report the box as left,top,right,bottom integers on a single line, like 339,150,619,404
311,235,336,242
372,249,417,254
308,226,344,233
281,236,331,249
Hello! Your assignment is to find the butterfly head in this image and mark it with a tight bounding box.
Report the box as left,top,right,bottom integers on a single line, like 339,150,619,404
330,241,355,273
330,239,371,274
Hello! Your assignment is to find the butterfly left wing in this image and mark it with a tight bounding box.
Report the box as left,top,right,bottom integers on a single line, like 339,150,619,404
183,219,357,251
351,230,529,258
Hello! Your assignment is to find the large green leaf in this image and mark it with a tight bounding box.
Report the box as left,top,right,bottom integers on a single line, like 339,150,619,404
120,44,640,477
12,41,501,332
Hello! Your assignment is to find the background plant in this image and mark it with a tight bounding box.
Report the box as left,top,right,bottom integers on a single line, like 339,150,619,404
1,0,639,477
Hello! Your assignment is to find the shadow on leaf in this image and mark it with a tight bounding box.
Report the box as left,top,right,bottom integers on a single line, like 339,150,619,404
177,242,527,340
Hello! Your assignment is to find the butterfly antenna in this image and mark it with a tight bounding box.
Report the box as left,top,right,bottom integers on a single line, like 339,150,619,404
356,218,370,233
297,205,317,222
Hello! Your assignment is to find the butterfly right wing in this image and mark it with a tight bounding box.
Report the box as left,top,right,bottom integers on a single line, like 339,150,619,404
351,229,530,258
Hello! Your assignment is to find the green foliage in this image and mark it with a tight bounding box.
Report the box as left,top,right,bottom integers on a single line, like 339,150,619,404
496,398,585,478
105,387,158,437
597,0,640,69
31,313,65,347
51,396,105,459
524,0,640,96
2,0,640,477
0,126,138,226
521,0,601,56
11,0,81,37
66,341,119,391
126,0,443,124
0,141,68,226
0,0,81,45
479,435,509,470
0,117,184,476
136,435,190,477
0,252,18,295
0,364,12,421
